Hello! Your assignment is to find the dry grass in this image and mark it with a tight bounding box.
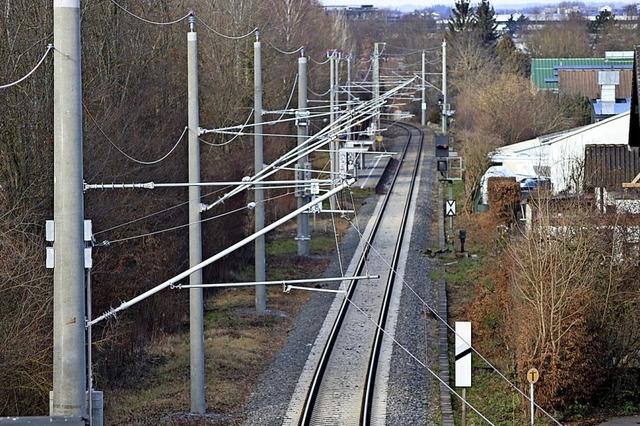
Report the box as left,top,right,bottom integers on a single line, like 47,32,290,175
104,189,373,425
106,277,318,425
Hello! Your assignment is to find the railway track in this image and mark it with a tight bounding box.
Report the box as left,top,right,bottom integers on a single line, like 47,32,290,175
298,121,425,425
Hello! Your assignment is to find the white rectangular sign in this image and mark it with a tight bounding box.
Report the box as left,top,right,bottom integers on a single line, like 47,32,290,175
455,321,472,387
445,200,456,216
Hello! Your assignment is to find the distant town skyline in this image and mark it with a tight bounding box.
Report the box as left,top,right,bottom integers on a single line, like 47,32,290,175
320,0,638,8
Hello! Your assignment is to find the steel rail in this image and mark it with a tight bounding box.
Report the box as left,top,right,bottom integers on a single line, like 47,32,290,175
361,122,425,423
298,120,424,425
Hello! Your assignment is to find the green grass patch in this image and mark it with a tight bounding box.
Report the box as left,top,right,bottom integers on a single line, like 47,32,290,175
444,257,480,285
348,187,374,201
266,238,297,256
267,234,338,256
430,270,443,281
452,180,464,203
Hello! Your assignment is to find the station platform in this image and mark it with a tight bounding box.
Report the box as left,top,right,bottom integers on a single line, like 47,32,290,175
355,152,392,190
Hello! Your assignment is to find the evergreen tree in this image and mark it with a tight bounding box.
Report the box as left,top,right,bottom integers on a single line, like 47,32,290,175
495,36,530,75
589,9,615,48
476,0,498,44
589,8,615,34
505,13,529,37
448,0,476,33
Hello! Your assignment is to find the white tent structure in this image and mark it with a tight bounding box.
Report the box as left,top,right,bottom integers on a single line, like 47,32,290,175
481,111,630,201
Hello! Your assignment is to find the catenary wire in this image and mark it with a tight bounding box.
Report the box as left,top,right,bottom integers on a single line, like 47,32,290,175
309,87,331,97
196,17,258,40
0,44,53,90
309,56,331,65
102,191,293,245
108,0,191,25
202,110,333,133
199,108,254,147
276,74,299,121
93,187,232,236
84,105,187,165
201,79,415,211
267,42,304,55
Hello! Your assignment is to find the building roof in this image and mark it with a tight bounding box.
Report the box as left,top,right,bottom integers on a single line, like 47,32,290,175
531,58,634,91
630,47,640,150
558,68,633,99
593,98,631,117
584,144,640,190
489,112,631,193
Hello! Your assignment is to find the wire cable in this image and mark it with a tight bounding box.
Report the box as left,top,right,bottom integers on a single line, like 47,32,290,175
344,295,496,425
383,44,441,53
93,187,231,236
276,74,298,121
0,44,53,90
101,191,293,245
309,87,331,97
267,42,304,55
85,105,187,165
199,108,254,147
197,17,258,40
202,110,333,133
345,218,563,425
109,0,191,26
202,79,415,212
309,56,331,65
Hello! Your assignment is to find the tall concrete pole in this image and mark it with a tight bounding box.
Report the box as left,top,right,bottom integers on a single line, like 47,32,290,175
373,43,381,131
329,50,337,208
334,52,341,177
347,54,352,120
296,52,310,256
334,52,340,119
187,15,206,414
421,50,427,126
52,0,86,417
329,50,336,126
254,33,267,313
442,39,448,134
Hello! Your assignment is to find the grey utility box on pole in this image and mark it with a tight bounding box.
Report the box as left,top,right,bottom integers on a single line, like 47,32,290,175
296,53,310,256
254,34,267,313
187,15,206,414
51,0,87,418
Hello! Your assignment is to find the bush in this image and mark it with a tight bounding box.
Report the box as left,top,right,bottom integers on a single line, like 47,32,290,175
487,177,520,224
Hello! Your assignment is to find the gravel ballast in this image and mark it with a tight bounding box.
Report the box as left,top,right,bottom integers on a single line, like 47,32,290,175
242,128,440,425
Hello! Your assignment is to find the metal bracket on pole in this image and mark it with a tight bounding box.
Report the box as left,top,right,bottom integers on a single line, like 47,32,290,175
295,110,310,127
283,285,346,294
172,274,380,290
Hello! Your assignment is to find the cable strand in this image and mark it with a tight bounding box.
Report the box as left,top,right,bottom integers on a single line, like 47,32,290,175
0,44,53,90
267,42,304,55
197,18,258,40
84,105,187,166
109,0,191,26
